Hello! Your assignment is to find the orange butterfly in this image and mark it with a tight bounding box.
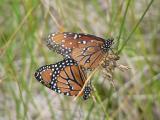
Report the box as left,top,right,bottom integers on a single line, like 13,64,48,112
47,32,114,70
35,58,91,100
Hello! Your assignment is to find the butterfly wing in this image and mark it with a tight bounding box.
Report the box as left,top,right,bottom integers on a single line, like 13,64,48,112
71,42,105,69
47,32,106,69
35,58,90,98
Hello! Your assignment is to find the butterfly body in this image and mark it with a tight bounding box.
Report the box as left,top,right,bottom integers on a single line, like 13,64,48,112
47,32,113,70
35,58,91,100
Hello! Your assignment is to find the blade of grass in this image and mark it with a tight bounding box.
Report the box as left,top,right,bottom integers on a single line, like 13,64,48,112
85,102,94,120
93,87,110,120
43,90,56,120
117,0,154,54
116,0,132,50
0,5,37,57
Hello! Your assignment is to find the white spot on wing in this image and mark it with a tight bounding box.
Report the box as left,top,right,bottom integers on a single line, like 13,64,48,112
74,34,77,39
52,33,55,36
58,90,61,93
62,40,65,42
82,41,86,44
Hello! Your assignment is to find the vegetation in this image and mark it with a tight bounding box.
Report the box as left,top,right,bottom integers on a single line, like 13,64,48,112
0,0,159,120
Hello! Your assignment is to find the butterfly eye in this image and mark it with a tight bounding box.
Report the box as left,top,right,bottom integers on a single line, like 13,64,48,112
47,32,113,70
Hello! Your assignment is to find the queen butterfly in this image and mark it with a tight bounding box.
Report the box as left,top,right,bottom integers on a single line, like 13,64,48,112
46,32,113,70
34,58,91,100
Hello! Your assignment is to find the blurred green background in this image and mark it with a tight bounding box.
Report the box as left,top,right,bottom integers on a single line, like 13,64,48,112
0,0,159,120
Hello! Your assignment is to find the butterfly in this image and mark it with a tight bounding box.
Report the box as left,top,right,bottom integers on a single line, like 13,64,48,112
46,32,114,70
34,58,91,100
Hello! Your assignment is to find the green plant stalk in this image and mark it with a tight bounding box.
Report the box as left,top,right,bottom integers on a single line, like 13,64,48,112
118,0,154,54
116,0,132,50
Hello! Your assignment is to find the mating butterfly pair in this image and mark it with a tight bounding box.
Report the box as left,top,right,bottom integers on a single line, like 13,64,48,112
35,32,113,100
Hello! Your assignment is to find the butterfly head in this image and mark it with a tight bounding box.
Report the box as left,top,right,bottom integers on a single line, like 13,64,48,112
102,38,114,52
83,86,92,100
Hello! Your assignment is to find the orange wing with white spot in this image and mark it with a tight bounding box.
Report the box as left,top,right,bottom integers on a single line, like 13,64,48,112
47,32,113,69
34,58,91,100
